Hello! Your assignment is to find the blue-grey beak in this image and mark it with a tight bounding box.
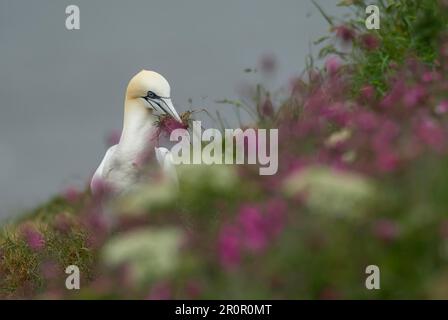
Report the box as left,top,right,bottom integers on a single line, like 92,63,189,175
145,96,182,122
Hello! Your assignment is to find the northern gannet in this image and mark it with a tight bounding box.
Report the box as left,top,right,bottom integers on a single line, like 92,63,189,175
91,70,181,196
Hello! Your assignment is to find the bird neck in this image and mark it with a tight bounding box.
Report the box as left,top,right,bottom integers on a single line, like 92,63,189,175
119,99,158,156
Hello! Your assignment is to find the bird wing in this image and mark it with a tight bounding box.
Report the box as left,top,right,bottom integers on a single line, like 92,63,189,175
90,144,117,193
155,147,178,185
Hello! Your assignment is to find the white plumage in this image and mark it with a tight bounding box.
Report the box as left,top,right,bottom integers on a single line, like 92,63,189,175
91,70,181,195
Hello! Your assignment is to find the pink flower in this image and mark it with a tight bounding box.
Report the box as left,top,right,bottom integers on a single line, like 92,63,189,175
185,281,203,299
85,211,109,234
360,34,380,51
325,56,342,76
375,151,400,173
403,86,426,108
422,71,441,83
307,69,322,84
372,121,399,151
217,200,287,270
370,120,401,173
82,210,111,248
218,224,241,270
406,58,422,74
372,219,400,242
238,205,267,252
53,213,72,234
41,261,59,280
162,118,187,135
147,281,172,300
260,97,274,118
63,187,80,204
355,111,378,131
360,85,375,101
381,83,406,109
334,25,355,43
422,72,433,82
321,103,350,126
21,224,45,251
435,100,448,114
416,118,445,152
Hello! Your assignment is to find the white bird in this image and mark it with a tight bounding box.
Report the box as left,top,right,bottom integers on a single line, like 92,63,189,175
90,70,182,196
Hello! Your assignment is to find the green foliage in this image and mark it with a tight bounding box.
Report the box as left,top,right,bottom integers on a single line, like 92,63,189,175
0,210,93,298
3,0,448,300
318,0,448,94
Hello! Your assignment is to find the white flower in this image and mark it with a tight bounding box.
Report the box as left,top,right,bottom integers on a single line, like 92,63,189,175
177,164,238,191
325,128,352,147
283,165,375,217
101,227,183,284
114,176,177,214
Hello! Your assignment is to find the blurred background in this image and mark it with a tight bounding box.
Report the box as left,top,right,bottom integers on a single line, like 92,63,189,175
0,0,346,218
3,0,448,300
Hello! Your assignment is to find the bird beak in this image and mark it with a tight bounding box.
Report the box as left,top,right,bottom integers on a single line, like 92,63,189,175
161,98,182,123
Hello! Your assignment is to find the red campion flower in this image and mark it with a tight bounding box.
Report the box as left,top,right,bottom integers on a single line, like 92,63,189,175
218,224,241,270
403,85,426,108
21,224,45,251
359,85,375,101
325,56,342,76
436,100,448,114
146,281,172,300
360,34,380,51
238,205,268,253
416,118,446,152
334,25,355,43
260,97,274,118
63,187,81,204
155,112,191,140
372,219,400,243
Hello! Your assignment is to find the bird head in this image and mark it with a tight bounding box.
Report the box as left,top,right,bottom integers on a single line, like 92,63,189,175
125,70,182,122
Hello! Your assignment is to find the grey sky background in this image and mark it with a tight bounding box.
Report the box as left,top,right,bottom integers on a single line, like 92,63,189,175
0,1,346,218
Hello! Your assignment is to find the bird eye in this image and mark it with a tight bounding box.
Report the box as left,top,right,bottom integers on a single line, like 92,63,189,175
147,91,157,99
